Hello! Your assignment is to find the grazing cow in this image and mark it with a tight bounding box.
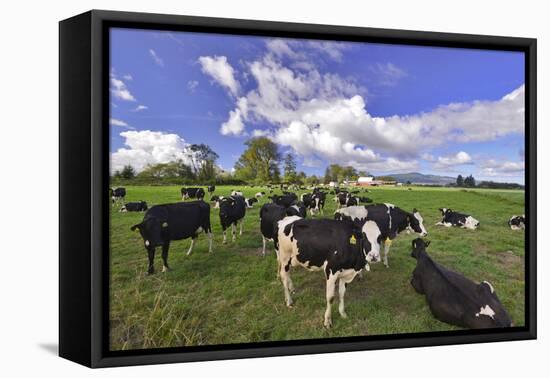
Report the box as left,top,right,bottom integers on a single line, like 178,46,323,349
207,185,216,196
130,201,212,274
334,203,428,267
309,192,326,216
410,238,513,329
436,208,479,230
120,201,148,212
270,194,297,208
111,187,126,204
255,191,266,198
231,190,243,196
219,196,246,243
245,197,258,208
259,203,290,256
181,187,205,201
508,215,525,230
274,218,380,327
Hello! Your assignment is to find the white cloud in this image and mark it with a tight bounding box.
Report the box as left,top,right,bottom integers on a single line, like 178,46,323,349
307,41,349,62
110,118,134,129
110,75,136,102
480,159,524,177
187,80,199,92
198,55,240,96
111,130,198,172
433,151,473,169
132,105,148,112
149,49,164,67
123,74,133,81
221,108,246,136
370,62,407,86
266,39,301,59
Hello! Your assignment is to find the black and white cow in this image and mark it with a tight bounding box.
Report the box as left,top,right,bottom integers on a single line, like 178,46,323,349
336,192,351,208
219,195,247,243
274,218,380,328
436,208,479,230
260,203,289,257
300,193,313,208
410,238,513,329
270,194,297,208
309,192,326,216
181,187,205,201
508,215,525,230
111,187,126,205
130,201,212,274
334,203,428,267
207,185,216,197
357,196,373,203
286,202,307,218
255,191,266,199
245,197,258,208
230,190,243,196
120,201,148,212
345,196,359,207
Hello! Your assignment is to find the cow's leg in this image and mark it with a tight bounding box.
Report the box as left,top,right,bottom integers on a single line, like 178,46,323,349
279,258,293,307
161,242,171,272
146,246,156,275
186,237,196,256
338,271,358,318
261,236,267,257
239,220,243,236
208,231,213,253
383,239,392,267
411,275,424,294
324,270,338,328
231,223,236,242
222,227,227,244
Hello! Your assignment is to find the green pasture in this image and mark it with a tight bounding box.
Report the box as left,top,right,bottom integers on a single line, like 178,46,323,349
109,185,525,350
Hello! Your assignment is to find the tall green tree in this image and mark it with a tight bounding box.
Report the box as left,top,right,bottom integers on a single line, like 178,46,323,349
464,174,476,187
283,153,297,183
234,137,281,183
456,174,464,187
120,165,136,179
189,144,219,175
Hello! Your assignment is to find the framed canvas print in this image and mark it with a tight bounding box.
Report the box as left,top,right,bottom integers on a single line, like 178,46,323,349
59,10,536,368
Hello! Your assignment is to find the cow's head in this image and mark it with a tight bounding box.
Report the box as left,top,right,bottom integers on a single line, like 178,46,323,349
361,221,381,263
474,281,514,328
439,208,450,216
410,238,430,259
131,217,165,248
407,209,428,237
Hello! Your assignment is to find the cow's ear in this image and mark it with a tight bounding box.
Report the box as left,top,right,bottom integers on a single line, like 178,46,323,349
425,240,431,247
412,208,418,213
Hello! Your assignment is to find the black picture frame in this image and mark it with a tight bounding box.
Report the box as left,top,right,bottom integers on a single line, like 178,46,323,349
59,9,537,368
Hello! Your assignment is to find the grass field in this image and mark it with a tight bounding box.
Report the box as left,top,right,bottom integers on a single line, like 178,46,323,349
109,185,525,350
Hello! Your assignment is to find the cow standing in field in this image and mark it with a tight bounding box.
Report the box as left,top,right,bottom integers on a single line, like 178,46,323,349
508,215,525,230
436,208,479,230
181,187,205,201
410,238,513,329
207,185,215,197
219,196,247,243
334,203,428,267
309,191,326,216
244,197,258,208
274,218,380,328
130,201,212,274
120,201,148,212
111,187,126,205
270,194,297,208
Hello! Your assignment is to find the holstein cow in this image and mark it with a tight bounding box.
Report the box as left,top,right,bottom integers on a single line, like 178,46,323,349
270,194,297,208
111,187,126,205
410,238,513,329
181,187,205,201
219,195,247,243
131,201,212,274
207,185,216,197
245,197,258,208
334,203,428,267
231,190,243,196
309,192,326,216
255,191,266,199
436,208,479,230
274,218,380,328
286,202,307,218
120,201,148,212
508,215,525,230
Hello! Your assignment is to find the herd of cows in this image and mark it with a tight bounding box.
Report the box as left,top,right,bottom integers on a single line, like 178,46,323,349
110,184,525,331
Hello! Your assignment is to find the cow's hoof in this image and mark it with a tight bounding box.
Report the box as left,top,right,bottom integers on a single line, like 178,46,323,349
162,266,172,273
324,319,332,328
147,270,155,276
340,312,348,319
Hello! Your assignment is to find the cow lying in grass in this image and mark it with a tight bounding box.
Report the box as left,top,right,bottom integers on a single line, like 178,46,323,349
131,201,212,274
274,218,380,328
334,203,428,267
436,208,479,230
410,238,513,329
120,201,148,212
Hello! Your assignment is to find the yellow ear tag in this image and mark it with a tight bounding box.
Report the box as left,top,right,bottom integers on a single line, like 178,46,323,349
349,235,357,245
385,237,392,245
162,222,168,228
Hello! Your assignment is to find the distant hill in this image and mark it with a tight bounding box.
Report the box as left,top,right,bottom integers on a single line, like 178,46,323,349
387,172,456,185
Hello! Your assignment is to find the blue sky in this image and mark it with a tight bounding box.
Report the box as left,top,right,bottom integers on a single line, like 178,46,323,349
110,28,525,183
